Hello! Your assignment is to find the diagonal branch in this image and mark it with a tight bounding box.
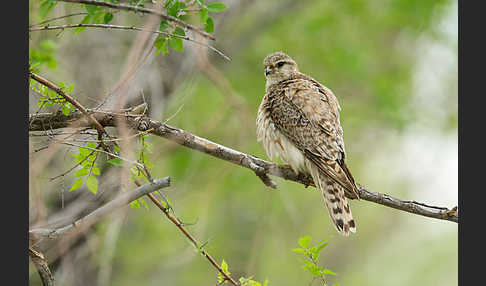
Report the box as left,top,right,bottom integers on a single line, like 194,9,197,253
29,176,171,241
29,111,459,223
135,179,240,285
55,0,215,40
29,247,54,286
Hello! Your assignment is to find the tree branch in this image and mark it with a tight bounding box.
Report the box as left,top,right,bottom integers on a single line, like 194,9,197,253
29,72,109,152
136,179,240,285
29,247,54,286
29,12,89,27
55,0,215,40
29,111,459,223
29,24,230,61
29,176,171,240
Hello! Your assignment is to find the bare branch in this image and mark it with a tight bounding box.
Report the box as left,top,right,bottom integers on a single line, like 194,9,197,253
55,0,215,40
29,176,171,240
29,12,88,27
29,111,459,223
29,247,54,286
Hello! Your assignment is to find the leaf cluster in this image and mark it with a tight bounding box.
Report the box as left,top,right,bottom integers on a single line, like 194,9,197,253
292,236,338,286
29,40,58,72
30,79,76,116
154,0,227,55
216,259,269,286
70,141,101,194
37,0,227,58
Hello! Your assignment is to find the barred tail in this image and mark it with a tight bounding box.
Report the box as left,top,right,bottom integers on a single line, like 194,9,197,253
310,166,356,236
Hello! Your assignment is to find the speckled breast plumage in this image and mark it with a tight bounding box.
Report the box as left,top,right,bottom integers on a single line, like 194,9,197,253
256,98,309,174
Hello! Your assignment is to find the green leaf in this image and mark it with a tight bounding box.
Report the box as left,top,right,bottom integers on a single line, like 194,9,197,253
199,8,208,23
204,17,214,33
168,1,186,17
74,15,91,33
174,27,185,36
40,0,57,19
316,241,329,253
66,102,75,112
87,153,97,163
298,236,311,249
74,168,89,177
154,36,168,56
79,147,91,157
84,4,99,15
68,84,74,94
206,2,227,13
47,89,57,99
164,0,174,9
217,260,230,283
90,11,105,24
61,104,70,116
159,20,169,32
86,176,99,194
87,141,97,149
107,158,122,166
91,167,101,175
70,178,84,191
159,199,168,209
169,37,184,52
139,197,149,210
301,261,321,277
130,200,141,209
221,259,229,274
103,12,114,24
292,248,306,254
323,269,337,276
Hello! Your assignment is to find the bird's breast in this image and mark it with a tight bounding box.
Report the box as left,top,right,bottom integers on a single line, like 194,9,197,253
256,99,307,174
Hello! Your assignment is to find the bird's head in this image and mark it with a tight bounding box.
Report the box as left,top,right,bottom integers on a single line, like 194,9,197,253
263,52,299,85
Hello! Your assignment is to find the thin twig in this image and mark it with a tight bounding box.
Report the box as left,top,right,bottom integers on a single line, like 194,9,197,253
135,180,239,286
49,148,97,181
55,0,215,40
49,128,154,144
29,23,230,61
32,145,50,153
60,141,144,171
29,12,88,27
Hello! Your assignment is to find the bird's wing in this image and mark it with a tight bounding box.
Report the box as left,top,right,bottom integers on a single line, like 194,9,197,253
270,78,359,198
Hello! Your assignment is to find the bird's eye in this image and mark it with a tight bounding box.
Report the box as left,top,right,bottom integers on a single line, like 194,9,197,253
277,61,285,68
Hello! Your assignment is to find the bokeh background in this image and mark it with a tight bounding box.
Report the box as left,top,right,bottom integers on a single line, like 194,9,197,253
29,0,458,285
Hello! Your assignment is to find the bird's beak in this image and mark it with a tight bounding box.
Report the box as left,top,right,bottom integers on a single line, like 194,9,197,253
265,67,272,76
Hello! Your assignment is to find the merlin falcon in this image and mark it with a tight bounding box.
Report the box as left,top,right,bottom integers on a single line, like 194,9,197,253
256,51,360,236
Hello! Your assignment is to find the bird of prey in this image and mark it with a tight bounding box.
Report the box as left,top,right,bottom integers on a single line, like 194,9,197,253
256,51,360,236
